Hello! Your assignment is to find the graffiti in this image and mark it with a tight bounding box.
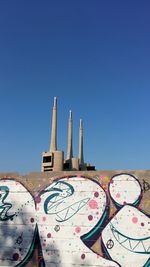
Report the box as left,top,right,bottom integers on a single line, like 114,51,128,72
110,221,149,253
42,180,90,223
43,180,74,216
0,174,149,266
0,179,36,267
0,185,15,221
37,177,119,267
143,180,150,192
15,233,23,245
106,239,114,249
54,224,60,232
102,174,150,267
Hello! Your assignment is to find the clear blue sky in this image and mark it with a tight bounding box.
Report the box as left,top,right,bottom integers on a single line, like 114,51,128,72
0,1,150,173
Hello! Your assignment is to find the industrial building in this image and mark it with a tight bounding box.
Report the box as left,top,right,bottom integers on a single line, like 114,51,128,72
41,97,95,172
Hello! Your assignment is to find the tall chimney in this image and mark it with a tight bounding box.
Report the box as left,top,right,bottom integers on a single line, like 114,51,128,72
78,119,84,164
67,110,73,159
50,97,57,152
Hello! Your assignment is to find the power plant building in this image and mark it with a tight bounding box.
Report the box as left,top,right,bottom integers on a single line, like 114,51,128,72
41,97,95,172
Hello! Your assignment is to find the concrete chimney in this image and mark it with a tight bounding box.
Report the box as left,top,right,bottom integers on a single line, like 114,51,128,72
78,119,84,164
50,97,57,152
67,110,73,159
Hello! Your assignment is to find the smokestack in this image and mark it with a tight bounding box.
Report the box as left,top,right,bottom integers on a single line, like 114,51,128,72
78,119,84,164
67,110,73,159
50,97,57,152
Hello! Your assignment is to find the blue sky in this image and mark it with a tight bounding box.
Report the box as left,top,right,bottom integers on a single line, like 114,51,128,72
0,1,150,173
